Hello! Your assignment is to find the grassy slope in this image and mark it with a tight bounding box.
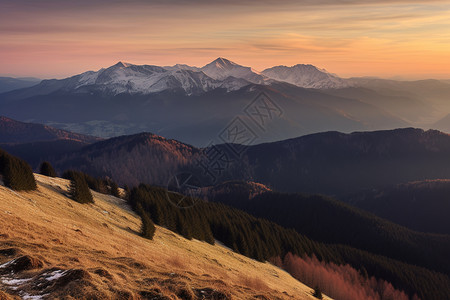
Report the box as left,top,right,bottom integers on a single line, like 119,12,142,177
0,174,330,300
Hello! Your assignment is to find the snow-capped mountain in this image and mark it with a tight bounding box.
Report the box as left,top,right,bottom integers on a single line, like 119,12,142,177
162,64,200,72
200,57,270,84
0,58,411,146
15,59,353,98
54,61,251,96
262,64,350,89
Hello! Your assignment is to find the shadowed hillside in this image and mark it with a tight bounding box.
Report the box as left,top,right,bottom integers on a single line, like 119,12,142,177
51,128,450,197
343,180,450,234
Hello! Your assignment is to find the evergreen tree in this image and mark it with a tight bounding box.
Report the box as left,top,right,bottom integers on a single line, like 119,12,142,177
110,181,120,197
313,286,323,299
136,203,156,240
0,151,36,191
39,161,56,177
68,173,94,204
123,185,130,200
140,211,156,239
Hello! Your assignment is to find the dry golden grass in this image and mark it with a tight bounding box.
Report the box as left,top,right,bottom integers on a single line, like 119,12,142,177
0,174,332,299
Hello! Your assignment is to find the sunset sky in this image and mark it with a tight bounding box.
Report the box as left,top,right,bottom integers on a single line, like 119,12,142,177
1,0,450,79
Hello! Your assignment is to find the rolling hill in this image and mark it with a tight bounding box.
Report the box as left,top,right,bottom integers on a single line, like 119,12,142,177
49,128,450,196
0,116,100,144
1,145,449,299
0,77,40,94
0,116,101,170
0,174,327,299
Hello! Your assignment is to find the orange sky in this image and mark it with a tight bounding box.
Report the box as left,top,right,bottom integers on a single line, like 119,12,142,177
1,0,450,79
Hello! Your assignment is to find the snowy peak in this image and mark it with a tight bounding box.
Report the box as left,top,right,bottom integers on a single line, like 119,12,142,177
210,57,238,70
64,61,251,96
163,64,200,72
20,59,352,97
201,58,269,84
262,64,350,89
112,61,132,68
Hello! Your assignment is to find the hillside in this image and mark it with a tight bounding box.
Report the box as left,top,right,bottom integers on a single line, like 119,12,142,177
0,174,324,299
50,128,450,196
0,116,100,144
206,188,450,275
343,179,450,234
0,116,102,169
55,132,201,186
0,77,40,94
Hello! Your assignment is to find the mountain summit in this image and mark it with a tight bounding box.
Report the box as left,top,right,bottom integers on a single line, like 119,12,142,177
38,61,250,96
200,57,269,84
262,64,349,89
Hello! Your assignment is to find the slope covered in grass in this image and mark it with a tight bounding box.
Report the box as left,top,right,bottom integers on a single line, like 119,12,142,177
0,174,328,299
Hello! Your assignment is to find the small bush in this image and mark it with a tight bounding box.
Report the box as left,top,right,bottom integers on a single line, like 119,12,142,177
40,161,56,177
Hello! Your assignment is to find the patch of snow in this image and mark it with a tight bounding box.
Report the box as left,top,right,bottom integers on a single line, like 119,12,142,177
1,276,32,290
75,71,99,88
1,277,32,286
0,258,16,269
44,270,67,281
21,293,47,300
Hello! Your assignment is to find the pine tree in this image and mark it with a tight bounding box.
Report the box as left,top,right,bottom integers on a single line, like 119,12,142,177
313,286,323,299
40,161,56,177
110,181,120,197
136,203,156,240
123,185,130,200
140,211,156,239
0,152,36,191
69,173,94,204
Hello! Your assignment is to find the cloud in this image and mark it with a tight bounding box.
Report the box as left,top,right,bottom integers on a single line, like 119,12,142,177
1,0,450,78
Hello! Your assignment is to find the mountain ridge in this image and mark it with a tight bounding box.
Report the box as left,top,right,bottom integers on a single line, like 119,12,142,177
0,116,101,144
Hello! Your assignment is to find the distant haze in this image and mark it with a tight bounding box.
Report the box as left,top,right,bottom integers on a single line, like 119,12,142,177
1,0,450,79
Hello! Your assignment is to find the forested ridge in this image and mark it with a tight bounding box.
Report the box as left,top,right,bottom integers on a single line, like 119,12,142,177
129,184,450,300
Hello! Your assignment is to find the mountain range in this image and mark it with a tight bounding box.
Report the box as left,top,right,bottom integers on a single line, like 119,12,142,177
0,76,40,93
3,116,450,199
2,117,450,299
0,116,99,144
2,58,449,146
46,127,450,197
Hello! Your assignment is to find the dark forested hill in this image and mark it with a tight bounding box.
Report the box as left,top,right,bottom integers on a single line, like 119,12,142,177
51,128,450,197
342,180,450,235
0,116,100,144
54,132,201,186
0,116,101,169
230,128,450,195
204,185,450,277
129,184,450,300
